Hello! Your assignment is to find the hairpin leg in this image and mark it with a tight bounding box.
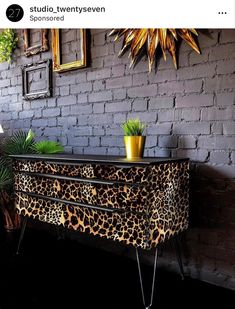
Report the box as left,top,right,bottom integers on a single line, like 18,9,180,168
16,216,28,255
136,247,158,309
172,237,185,280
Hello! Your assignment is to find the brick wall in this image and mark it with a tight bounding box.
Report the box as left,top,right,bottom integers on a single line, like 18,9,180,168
0,29,235,289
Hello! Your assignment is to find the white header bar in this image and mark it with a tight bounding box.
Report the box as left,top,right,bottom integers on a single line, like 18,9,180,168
0,0,235,28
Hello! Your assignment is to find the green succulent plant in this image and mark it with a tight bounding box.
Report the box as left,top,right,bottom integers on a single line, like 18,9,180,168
0,29,18,63
122,118,146,136
32,140,64,154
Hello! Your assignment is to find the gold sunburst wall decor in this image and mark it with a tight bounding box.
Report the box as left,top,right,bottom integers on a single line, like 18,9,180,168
109,29,200,72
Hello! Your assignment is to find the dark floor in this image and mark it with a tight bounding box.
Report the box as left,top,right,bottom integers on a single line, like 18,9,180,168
0,228,235,309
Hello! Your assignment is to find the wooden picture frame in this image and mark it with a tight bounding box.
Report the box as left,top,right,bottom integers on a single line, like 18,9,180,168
51,29,87,72
22,59,52,100
24,29,49,57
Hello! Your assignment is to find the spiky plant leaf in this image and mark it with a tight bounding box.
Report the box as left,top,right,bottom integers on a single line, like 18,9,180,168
4,130,35,155
33,141,64,154
26,128,35,142
0,155,11,168
122,118,145,136
0,166,12,190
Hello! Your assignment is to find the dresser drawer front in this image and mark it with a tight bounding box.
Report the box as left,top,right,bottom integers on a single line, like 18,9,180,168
96,183,148,213
13,160,94,178
93,164,148,183
14,173,97,205
63,204,149,249
13,160,148,184
14,173,148,213
15,191,149,249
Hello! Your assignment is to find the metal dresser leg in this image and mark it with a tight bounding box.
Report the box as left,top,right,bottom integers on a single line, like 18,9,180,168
16,217,28,255
136,247,158,309
172,237,185,280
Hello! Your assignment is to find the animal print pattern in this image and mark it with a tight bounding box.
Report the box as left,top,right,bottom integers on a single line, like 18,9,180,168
13,159,189,249
13,160,148,183
15,191,149,249
14,173,147,213
15,191,63,225
148,162,189,246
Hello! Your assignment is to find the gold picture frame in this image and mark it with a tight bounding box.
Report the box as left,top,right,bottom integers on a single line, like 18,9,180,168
24,29,49,57
51,29,87,73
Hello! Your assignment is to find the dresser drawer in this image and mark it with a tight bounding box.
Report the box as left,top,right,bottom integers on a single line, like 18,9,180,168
13,160,149,184
14,173,97,204
96,183,148,213
63,204,149,248
14,173,148,213
13,160,93,178
15,191,149,249
93,164,148,183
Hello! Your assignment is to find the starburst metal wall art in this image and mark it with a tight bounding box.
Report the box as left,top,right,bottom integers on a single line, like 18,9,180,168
109,29,200,72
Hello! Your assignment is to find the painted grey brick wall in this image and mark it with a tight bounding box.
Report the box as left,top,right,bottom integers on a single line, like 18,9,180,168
0,29,235,289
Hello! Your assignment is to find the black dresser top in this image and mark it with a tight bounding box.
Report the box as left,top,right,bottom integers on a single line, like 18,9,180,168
10,154,188,165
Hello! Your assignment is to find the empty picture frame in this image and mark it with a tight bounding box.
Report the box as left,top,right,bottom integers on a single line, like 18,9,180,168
22,59,52,100
24,29,49,57
51,29,87,72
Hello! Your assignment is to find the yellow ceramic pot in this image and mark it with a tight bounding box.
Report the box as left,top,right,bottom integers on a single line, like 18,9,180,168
124,136,146,159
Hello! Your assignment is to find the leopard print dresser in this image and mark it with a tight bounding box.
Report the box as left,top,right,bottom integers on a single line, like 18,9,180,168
12,154,189,250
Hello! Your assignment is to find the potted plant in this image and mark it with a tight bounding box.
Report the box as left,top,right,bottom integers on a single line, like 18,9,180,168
122,118,146,159
0,129,64,231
